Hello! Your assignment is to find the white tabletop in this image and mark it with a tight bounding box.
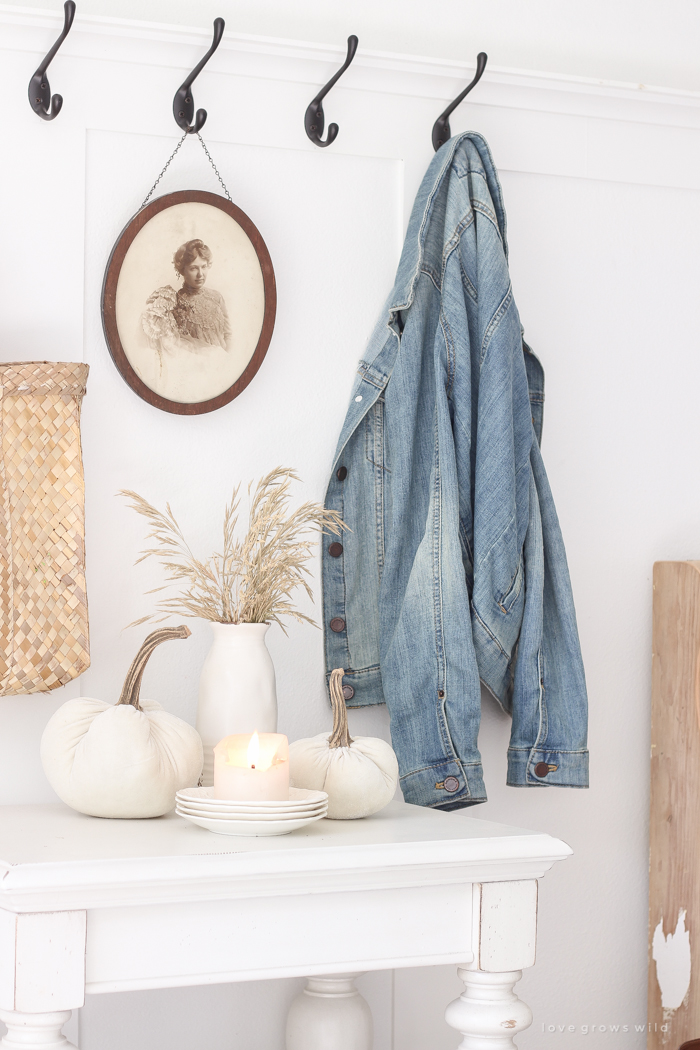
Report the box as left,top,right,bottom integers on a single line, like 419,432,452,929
0,801,571,912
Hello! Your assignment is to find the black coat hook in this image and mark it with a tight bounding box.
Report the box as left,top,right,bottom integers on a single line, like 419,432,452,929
305,35,358,147
432,52,488,151
173,17,225,134
28,1,76,120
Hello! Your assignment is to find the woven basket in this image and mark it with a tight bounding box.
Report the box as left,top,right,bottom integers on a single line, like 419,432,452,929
0,362,90,694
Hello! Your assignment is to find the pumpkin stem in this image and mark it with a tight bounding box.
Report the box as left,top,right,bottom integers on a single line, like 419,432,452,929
328,667,354,749
116,626,191,711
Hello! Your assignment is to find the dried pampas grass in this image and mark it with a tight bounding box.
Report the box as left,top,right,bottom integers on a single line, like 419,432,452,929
121,467,347,632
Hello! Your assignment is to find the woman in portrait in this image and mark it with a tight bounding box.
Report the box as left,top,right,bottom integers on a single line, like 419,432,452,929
138,238,233,402
142,239,231,359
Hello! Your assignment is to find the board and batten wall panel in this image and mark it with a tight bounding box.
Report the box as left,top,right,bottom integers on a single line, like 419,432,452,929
3,7,700,1047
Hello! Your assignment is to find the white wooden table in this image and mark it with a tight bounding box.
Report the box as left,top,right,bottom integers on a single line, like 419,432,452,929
0,800,571,1049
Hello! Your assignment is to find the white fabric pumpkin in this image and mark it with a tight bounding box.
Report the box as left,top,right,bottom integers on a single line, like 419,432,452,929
41,627,203,818
289,669,398,819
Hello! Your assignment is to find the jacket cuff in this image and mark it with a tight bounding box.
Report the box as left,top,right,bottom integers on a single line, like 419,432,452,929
507,747,589,787
400,759,487,810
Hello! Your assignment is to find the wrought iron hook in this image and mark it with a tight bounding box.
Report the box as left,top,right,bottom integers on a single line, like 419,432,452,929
305,35,358,147
28,1,76,120
173,17,225,134
432,52,488,151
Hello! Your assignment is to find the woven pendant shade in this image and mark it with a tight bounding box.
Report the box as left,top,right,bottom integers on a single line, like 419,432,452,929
0,362,90,694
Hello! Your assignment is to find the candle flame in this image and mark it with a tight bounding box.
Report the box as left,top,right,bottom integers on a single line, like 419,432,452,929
247,731,260,770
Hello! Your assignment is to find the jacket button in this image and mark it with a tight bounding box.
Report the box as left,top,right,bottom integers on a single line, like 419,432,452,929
329,542,343,557
330,617,346,633
336,466,348,481
534,762,550,777
444,776,460,793
342,684,355,700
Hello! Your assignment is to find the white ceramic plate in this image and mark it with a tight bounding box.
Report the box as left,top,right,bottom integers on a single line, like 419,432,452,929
175,802,329,818
175,797,329,814
176,803,327,822
175,799,327,814
176,799,327,814
176,808,327,837
176,787,327,811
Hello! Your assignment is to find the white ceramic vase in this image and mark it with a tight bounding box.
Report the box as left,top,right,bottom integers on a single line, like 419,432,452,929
196,622,277,786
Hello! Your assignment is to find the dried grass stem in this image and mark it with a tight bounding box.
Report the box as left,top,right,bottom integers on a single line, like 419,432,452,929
121,467,347,632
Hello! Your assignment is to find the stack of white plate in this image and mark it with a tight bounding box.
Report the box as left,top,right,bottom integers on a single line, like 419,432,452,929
175,786,328,837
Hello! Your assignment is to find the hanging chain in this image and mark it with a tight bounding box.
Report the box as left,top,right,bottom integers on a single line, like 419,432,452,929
140,132,232,211
140,132,188,210
196,134,232,202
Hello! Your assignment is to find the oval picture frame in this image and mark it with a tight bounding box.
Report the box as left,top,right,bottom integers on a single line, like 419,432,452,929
102,190,276,415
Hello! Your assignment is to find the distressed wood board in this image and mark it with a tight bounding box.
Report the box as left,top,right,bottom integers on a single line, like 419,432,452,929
648,561,700,1046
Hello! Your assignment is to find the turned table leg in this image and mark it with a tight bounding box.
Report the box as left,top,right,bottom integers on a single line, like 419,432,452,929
0,1010,77,1049
285,973,373,1050
445,968,532,1048
445,880,539,1048
0,910,85,1050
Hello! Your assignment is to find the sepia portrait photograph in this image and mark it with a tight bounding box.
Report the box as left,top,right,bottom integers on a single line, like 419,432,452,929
102,191,276,414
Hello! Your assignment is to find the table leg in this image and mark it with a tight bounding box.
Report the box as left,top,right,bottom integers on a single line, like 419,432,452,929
0,910,85,1050
445,968,532,1048
0,1009,78,1049
285,973,373,1050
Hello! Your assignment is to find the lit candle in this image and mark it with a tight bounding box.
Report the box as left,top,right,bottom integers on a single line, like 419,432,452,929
213,731,290,801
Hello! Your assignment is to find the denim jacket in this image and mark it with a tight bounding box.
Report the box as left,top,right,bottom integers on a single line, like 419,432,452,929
322,132,589,810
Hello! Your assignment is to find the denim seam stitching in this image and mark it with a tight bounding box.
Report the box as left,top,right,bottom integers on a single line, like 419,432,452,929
433,417,446,692
399,760,483,779
444,211,476,260
508,747,588,754
363,398,391,475
471,196,499,231
497,560,523,613
357,373,386,391
375,400,385,577
480,284,514,366
440,311,457,398
456,164,487,182
356,364,388,389
421,266,441,292
431,420,465,779
325,664,381,678
528,648,548,780
460,259,478,303
471,605,509,660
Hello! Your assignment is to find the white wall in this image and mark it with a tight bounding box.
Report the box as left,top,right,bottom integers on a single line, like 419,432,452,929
2,4,700,1047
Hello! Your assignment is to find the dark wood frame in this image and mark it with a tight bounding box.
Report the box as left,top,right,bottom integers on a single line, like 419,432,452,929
101,190,276,415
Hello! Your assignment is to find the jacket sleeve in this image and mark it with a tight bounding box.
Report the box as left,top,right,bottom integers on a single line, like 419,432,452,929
506,442,590,788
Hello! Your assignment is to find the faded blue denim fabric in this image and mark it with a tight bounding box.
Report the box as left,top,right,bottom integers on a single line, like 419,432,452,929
322,132,589,810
